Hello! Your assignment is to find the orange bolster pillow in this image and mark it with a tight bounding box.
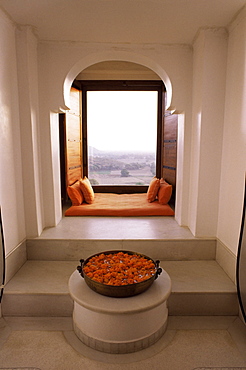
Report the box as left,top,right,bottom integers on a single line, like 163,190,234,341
158,179,172,205
67,180,84,206
79,176,94,204
147,177,160,202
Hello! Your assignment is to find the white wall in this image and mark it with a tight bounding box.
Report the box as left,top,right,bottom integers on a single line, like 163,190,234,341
189,28,228,237
16,25,43,237
217,9,246,255
38,42,193,228
0,9,26,256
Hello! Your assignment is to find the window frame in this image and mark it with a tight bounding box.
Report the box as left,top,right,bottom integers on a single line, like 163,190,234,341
76,80,165,194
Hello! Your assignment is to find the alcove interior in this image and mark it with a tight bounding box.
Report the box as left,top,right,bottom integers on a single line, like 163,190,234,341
60,61,177,209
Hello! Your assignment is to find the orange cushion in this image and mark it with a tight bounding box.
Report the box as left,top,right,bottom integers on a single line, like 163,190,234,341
147,177,160,202
79,177,94,204
158,179,172,205
67,181,84,206
65,193,175,217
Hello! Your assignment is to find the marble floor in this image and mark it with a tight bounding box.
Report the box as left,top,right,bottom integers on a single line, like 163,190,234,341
0,316,246,370
38,214,196,240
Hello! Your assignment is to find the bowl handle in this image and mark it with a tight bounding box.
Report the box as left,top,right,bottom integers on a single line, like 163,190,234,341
77,259,84,278
155,260,162,279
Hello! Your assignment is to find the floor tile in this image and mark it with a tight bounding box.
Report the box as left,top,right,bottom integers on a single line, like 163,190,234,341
0,316,245,370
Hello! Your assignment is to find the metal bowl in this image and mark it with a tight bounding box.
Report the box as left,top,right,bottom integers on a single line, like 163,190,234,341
77,250,162,298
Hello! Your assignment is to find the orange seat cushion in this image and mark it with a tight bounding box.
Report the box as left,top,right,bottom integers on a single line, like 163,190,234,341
65,193,174,217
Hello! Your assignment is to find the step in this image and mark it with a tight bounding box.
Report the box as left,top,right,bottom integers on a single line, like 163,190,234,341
1,260,238,317
26,238,217,261
161,261,238,316
2,261,76,317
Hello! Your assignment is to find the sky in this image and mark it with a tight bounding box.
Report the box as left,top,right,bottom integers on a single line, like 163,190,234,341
87,91,158,152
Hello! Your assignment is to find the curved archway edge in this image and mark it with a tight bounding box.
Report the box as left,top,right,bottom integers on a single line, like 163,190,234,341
58,50,186,227
63,51,173,111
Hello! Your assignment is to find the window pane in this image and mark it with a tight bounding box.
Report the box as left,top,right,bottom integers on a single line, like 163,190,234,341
87,91,158,186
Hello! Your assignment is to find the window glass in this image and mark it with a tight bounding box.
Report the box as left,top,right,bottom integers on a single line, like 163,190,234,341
87,91,158,186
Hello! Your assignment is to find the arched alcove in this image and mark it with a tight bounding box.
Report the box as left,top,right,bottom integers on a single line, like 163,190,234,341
43,48,190,230
60,59,178,210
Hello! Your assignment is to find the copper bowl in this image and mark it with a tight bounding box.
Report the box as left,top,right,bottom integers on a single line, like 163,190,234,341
77,250,162,298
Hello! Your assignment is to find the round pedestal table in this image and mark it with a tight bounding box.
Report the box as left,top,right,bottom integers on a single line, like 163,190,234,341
68,269,171,354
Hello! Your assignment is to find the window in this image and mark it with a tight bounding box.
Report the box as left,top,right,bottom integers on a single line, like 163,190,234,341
87,90,158,187
60,80,177,203
71,80,165,193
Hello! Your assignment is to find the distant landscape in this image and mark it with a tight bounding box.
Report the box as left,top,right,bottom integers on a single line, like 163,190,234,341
88,147,156,186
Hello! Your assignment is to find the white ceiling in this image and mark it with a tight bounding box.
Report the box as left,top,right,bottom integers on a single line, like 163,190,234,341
0,0,246,44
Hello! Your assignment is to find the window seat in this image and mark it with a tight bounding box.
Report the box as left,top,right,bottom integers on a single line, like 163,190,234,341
65,193,174,217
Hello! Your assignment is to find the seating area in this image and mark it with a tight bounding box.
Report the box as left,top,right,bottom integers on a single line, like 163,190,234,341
65,176,174,217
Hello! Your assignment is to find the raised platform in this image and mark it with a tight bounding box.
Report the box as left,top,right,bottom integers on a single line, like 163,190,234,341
2,260,237,317
1,216,238,318
69,269,172,353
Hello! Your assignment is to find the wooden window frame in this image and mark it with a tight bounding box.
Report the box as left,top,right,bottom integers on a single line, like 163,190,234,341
76,80,165,194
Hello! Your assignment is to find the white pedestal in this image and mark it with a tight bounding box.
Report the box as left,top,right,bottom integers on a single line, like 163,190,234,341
69,269,171,354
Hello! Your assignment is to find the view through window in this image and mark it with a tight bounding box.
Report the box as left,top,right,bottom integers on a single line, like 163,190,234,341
87,91,158,186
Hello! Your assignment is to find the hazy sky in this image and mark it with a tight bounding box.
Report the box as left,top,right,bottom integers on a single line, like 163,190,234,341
87,91,158,152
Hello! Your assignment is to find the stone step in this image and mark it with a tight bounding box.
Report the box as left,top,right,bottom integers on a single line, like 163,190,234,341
161,261,238,316
1,260,238,317
26,238,217,261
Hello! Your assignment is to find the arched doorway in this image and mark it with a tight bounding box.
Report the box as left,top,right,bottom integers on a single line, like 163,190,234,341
61,61,177,207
